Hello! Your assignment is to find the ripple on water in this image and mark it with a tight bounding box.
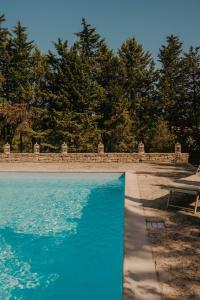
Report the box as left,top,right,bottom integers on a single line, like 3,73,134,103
0,235,45,299
0,185,90,298
0,188,90,236
0,173,124,300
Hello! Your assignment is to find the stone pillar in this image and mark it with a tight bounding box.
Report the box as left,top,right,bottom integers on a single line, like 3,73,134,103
138,142,145,153
175,142,181,153
61,142,68,154
98,142,104,154
34,142,40,154
3,143,10,155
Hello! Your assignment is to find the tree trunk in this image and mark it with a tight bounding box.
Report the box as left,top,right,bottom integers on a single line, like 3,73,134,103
20,132,23,153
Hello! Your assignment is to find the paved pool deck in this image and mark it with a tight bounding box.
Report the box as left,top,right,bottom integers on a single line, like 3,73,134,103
0,162,162,299
124,172,161,300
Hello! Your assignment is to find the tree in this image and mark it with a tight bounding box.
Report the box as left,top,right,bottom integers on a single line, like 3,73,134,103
8,21,35,104
119,38,157,148
0,14,10,148
150,118,176,152
96,43,133,152
44,38,102,151
180,47,200,151
102,84,133,152
158,35,184,125
0,14,11,105
0,16,199,156
75,18,103,60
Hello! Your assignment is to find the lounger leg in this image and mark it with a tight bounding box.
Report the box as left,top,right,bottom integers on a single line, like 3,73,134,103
194,194,199,214
167,190,172,209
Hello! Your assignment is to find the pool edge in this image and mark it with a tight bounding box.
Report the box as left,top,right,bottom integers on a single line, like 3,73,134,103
123,172,162,300
0,167,161,299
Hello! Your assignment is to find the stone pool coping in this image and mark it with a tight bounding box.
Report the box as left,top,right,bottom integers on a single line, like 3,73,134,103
124,172,161,300
0,164,162,299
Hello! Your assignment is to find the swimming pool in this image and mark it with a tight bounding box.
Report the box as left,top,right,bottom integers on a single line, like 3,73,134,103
0,172,125,300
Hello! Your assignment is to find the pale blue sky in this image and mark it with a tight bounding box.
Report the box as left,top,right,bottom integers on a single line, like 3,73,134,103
1,0,200,61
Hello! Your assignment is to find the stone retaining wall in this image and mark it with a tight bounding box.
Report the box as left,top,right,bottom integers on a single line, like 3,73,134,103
0,152,189,163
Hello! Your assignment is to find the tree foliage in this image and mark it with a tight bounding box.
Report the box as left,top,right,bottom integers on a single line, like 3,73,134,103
0,15,199,156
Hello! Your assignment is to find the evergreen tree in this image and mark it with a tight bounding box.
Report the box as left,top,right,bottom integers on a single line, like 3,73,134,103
158,35,184,125
96,43,133,152
24,48,49,151
44,39,101,151
0,17,24,146
75,18,103,59
180,47,200,151
119,38,157,148
150,118,176,152
0,14,11,104
0,21,36,150
0,15,199,157
0,14,10,148
102,83,133,152
9,21,35,104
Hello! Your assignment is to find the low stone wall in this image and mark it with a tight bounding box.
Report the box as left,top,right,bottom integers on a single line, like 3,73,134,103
0,152,189,163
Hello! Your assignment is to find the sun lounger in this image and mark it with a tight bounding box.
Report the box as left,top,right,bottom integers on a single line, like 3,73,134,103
164,166,200,214
165,183,200,214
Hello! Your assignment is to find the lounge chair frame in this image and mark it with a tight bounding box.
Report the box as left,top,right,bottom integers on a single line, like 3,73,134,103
166,187,200,214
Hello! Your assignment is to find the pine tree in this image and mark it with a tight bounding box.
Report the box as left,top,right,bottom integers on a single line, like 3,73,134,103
0,14,11,104
0,21,36,149
102,84,133,152
119,38,157,148
150,118,176,152
96,43,133,152
0,14,10,148
0,15,199,156
44,38,101,151
75,18,103,59
180,46,200,151
9,21,35,104
0,17,25,147
23,48,49,151
74,18,104,115
158,35,184,125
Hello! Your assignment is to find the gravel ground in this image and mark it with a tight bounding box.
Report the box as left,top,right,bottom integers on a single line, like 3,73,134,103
135,163,200,300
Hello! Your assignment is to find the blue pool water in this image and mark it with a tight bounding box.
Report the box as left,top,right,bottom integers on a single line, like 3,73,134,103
0,172,125,300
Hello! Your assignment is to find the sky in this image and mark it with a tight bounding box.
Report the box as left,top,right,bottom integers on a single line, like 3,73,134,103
1,0,200,61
